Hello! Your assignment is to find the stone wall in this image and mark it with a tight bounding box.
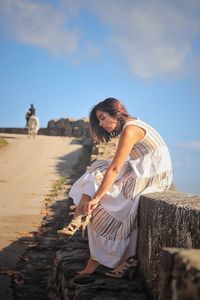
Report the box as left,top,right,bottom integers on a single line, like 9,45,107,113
159,248,200,300
0,117,90,138
47,118,90,137
137,192,200,299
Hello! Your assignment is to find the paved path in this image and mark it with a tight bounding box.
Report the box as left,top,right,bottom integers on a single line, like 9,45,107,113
0,133,82,271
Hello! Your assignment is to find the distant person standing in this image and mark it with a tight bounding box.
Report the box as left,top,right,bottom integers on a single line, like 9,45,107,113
25,104,36,127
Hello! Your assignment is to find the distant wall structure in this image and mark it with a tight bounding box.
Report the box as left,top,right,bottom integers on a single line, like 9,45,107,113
0,117,91,139
47,118,90,138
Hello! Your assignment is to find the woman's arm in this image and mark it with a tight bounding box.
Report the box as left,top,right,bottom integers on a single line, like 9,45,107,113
84,124,145,214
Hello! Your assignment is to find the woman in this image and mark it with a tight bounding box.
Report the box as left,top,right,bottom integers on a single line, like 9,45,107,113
58,98,173,278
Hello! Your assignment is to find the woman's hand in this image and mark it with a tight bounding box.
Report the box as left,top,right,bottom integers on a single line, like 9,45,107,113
83,198,99,215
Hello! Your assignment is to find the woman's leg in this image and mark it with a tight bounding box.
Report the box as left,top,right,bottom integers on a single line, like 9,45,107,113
74,193,91,218
78,257,101,275
75,196,101,274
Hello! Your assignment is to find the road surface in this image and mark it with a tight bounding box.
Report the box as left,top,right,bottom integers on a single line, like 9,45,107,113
0,133,82,270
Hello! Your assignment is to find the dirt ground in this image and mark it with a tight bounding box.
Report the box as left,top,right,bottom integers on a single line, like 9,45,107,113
0,133,83,271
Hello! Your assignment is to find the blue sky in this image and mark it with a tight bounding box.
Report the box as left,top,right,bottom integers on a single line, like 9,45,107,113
0,0,200,194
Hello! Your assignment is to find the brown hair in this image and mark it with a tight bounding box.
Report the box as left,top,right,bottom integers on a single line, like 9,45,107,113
89,98,129,142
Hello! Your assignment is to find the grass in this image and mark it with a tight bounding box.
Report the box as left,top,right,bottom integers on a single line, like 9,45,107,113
51,143,92,197
0,137,8,148
69,145,92,181
51,176,69,196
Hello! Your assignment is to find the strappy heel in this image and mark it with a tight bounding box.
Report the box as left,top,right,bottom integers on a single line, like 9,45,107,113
105,256,137,280
57,214,91,238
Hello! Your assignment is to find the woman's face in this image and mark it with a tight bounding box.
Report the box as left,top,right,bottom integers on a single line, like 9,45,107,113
96,110,118,133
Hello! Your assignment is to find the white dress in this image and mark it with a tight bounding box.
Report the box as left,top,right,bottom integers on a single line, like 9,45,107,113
69,119,173,268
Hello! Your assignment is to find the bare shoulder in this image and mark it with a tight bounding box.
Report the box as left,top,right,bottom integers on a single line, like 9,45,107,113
122,118,145,141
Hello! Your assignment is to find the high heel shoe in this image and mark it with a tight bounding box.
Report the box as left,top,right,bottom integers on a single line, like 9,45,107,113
105,256,137,280
57,214,91,238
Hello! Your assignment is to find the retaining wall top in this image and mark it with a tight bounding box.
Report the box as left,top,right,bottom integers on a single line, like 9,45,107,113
143,191,200,209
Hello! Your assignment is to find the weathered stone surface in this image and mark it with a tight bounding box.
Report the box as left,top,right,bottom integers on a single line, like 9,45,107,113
137,192,200,299
90,138,119,161
64,127,73,136
0,117,90,138
0,275,13,300
82,137,93,146
47,118,90,137
159,248,200,300
48,200,148,300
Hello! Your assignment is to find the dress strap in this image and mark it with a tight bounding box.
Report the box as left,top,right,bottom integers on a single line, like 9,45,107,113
123,119,139,130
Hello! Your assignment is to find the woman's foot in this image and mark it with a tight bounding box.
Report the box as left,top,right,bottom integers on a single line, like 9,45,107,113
57,194,92,237
57,214,91,237
77,258,100,275
105,256,137,279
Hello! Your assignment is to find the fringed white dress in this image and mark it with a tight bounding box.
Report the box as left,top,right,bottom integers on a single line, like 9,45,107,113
69,119,173,268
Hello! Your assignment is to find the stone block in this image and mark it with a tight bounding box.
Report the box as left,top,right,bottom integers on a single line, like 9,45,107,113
137,192,200,299
159,248,200,300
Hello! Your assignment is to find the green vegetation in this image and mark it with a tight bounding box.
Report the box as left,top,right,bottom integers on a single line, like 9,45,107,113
69,145,92,181
0,137,8,148
51,176,69,196
51,143,92,197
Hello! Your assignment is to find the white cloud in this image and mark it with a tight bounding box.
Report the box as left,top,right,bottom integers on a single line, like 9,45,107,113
87,0,200,78
178,141,200,151
0,0,80,56
0,0,200,78
171,138,200,193
171,140,200,171
190,141,200,150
